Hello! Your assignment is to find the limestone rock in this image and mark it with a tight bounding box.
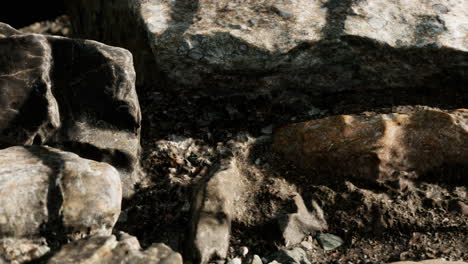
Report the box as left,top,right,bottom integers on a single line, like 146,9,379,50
0,23,142,197
187,158,244,264
0,146,121,242
273,108,468,182
48,232,182,264
278,194,328,246
0,238,50,264
66,0,467,94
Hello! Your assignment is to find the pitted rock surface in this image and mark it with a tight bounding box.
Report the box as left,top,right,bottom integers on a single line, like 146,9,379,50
273,108,468,182
66,0,467,94
48,233,182,264
0,23,142,197
0,146,121,242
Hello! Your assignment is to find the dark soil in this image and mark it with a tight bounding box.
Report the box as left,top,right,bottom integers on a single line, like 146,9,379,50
14,16,468,263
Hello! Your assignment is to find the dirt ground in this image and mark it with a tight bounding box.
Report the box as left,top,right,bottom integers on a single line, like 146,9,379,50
19,16,468,263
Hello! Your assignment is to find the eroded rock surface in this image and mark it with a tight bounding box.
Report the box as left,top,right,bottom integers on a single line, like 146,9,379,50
187,158,245,264
66,0,467,94
0,23,142,197
48,232,182,264
0,146,121,243
274,108,468,182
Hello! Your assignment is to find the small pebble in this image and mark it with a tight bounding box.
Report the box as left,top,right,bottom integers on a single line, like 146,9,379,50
316,233,344,251
300,240,313,250
239,246,249,257
261,125,273,134
250,255,263,264
228,257,242,264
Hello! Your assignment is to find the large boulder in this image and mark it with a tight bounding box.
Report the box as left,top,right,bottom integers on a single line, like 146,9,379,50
0,23,142,197
273,108,468,182
48,232,182,264
66,0,467,94
0,146,121,246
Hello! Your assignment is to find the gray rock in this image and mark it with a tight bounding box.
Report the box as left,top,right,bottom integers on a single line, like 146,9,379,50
48,232,182,264
0,23,142,197
66,0,467,95
228,258,242,264
187,158,245,264
250,255,263,264
0,146,121,242
270,248,311,264
278,194,328,246
316,233,344,251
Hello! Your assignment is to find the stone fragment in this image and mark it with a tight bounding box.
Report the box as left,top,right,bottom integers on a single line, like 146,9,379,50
187,158,244,264
316,233,344,251
269,248,311,264
48,232,182,264
0,146,121,242
278,194,328,246
274,109,468,182
66,0,467,94
0,23,142,197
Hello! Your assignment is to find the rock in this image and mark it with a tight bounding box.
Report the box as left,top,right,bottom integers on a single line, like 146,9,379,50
228,257,242,264
0,146,121,243
316,233,344,251
390,260,467,264
250,255,263,264
269,248,311,264
0,23,142,197
278,194,328,246
48,232,183,264
187,158,245,264
0,238,50,264
238,246,249,257
274,108,468,182
66,0,466,95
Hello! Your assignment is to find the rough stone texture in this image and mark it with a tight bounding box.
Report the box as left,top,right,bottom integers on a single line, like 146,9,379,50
278,194,328,246
0,146,121,242
66,0,467,94
48,232,183,264
273,108,468,182
187,158,245,264
0,238,50,264
0,23,142,197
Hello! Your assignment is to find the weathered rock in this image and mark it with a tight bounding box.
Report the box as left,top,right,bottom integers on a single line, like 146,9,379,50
66,0,467,94
187,158,245,264
0,238,50,264
48,232,182,264
0,23,142,197
0,146,121,242
0,33,60,147
278,194,328,246
274,108,468,182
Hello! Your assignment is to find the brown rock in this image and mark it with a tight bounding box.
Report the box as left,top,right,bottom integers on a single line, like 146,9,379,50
273,109,468,182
